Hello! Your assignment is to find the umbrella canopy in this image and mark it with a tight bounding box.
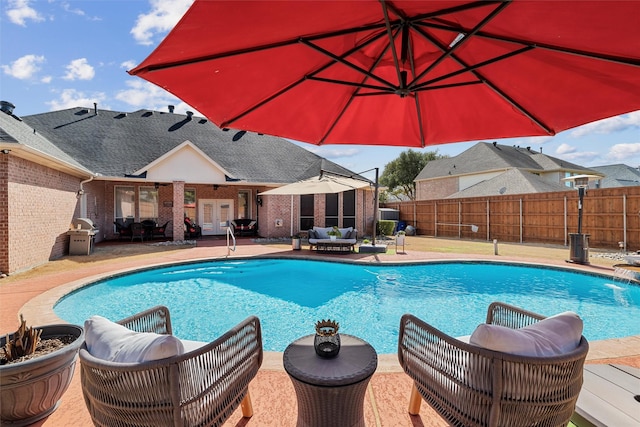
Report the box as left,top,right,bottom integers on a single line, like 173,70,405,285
260,175,371,195
130,0,640,148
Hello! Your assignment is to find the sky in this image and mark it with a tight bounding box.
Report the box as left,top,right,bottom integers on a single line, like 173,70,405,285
2,0,639,181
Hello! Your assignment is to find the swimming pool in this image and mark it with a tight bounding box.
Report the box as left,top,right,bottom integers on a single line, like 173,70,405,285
54,259,640,354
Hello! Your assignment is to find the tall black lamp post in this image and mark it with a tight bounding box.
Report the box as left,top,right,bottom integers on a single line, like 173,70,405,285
562,175,601,264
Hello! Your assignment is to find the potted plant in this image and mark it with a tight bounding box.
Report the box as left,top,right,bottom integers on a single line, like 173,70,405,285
327,226,342,241
1,315,84,426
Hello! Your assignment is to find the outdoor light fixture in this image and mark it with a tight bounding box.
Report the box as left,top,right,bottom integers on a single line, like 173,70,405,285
213,184,219,190
0,149,10,154
256,196,263,207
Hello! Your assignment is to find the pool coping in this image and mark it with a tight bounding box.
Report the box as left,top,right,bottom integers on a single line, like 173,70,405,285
21,254,640,372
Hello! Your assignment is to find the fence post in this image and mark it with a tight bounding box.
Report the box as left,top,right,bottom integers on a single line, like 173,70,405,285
435,202,438,237
459,201,462,238
623,194,627,252
564,196,568,246
519,198,523,243
486,199,490,241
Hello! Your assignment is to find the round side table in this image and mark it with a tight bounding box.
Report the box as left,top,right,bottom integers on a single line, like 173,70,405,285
283,334,378,427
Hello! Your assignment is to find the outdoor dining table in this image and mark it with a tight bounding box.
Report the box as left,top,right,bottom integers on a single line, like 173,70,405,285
283,334,378,427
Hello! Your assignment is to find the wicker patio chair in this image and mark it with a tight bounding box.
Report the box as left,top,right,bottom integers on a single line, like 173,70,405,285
79,306,263,427
398,302,589,427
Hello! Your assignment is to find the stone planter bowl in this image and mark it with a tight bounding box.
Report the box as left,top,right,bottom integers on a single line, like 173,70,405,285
1,324,84,426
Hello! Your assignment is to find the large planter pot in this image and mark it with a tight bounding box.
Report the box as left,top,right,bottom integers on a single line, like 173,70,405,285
1,324,84,426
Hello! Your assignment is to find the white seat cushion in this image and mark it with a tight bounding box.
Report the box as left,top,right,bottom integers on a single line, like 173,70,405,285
469,311,583,357
84,315,184,363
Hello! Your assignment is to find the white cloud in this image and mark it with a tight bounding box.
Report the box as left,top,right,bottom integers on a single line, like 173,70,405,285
571,112,640,137
555,143,576,155
130,0,193,45
114,79,192,112
6,0,44,26
61,1,85,16
63,58,95,81
46,89,108,111
1,54,45,79
41,75,52,83
559,151,600,163
120,60,137,70
607,143,640,162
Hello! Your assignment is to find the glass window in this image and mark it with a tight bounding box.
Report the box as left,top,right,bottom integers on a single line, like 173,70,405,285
343,190,356,228
114,186,135,229
325,193,338,227
300,194,314,230
238,191,250,219
139,187,158,222
184,188,196,220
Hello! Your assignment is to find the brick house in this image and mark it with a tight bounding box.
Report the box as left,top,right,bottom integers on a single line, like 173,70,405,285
414,142,602,200
0,103,375,275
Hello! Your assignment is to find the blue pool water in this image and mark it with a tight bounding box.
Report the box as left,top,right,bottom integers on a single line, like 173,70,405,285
54,259,640,354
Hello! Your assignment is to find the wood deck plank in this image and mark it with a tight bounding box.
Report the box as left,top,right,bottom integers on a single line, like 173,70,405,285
572,364,640,427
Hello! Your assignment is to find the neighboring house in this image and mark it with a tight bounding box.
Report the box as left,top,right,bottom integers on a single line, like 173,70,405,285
590,164,640,188
446,168,571,199
1,102,374,275
414,142,602,200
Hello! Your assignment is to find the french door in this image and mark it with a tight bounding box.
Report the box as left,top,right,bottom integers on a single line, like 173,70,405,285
199,199,233,235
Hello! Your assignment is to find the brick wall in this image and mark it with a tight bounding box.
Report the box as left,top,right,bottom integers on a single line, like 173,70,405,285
416,176,458,200
5,156,81,274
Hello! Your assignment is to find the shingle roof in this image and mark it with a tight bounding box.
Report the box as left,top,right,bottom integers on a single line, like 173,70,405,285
591,164,640,187
20,107,356,184
446,168,571,198
0,110,91,172
415,142,598,181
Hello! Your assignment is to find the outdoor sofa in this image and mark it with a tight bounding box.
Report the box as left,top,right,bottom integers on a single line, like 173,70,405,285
308,226,357,251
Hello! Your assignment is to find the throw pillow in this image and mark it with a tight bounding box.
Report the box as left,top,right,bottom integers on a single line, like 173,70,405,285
338,227,352,238
469,311,583,357
84,315,184,363
313,226,331,239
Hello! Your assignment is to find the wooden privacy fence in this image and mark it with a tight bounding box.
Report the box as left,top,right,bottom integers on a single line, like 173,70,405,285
382,186,640,251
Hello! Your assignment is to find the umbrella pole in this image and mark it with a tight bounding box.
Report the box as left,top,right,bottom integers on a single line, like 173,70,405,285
373,168,379,247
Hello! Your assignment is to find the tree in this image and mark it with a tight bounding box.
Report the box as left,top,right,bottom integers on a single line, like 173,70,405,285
379,149,444,200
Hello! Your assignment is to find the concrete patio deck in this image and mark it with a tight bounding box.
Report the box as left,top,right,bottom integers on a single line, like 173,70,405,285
2,236,638,426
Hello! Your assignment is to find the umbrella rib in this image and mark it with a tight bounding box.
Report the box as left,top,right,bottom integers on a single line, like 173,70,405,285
418,21,640,68
306,76,394,93
318,29,399,144
221,28,393,128
131,21,393,75
380,0,407,95
410,1,512,89
412,46,534,91
414,28,553,134
300,38,398,91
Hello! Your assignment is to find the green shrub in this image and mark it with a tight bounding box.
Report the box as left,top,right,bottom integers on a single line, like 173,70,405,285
377,220,396,236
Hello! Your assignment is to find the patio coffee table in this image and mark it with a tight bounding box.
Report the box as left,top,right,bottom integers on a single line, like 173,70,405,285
283,334,377,427
314,239,355,254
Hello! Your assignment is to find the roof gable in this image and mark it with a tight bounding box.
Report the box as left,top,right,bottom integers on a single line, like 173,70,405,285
136,140,232,184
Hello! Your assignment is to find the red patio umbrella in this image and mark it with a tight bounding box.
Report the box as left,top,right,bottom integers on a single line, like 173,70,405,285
129,0,640,148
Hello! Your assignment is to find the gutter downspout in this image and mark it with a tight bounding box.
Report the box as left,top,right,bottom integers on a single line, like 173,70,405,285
78,176,94,197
